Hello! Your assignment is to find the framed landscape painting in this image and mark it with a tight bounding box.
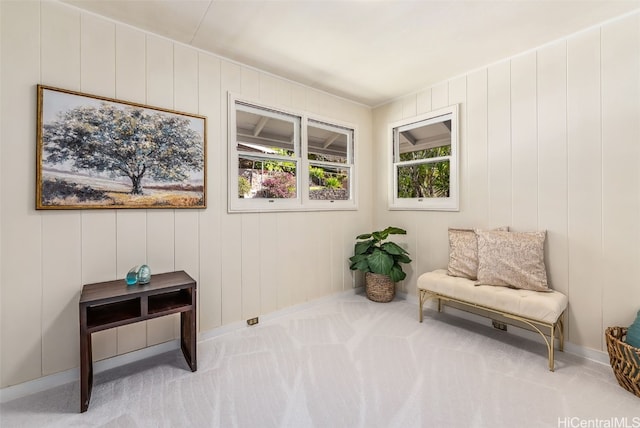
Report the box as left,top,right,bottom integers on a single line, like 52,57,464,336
36,85,206,209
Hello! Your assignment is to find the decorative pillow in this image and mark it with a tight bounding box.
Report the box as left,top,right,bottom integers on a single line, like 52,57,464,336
476,230,549,292
447,227,508,280
626,310,640,349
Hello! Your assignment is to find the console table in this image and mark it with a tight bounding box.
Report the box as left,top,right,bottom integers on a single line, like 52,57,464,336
79,270,197,412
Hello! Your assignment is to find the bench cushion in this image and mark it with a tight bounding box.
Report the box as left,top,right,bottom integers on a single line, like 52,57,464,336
417,269,568,324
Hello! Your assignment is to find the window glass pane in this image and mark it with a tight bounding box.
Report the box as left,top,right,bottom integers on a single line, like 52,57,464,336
397,160,450,198
236,108,297,157
308,122,350,164
397,119,451,160
238,155,297,199
309,164,350,200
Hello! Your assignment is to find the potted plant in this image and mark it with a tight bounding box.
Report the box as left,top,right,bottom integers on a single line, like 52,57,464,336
349,226,412,302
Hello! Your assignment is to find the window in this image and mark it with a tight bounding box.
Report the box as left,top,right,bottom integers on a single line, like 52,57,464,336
229,95,356,212
389,105,458,211
307,120,353,202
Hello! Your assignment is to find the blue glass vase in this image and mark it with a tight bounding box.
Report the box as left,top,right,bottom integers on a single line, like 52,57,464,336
125,265,151,286
138,264,151,284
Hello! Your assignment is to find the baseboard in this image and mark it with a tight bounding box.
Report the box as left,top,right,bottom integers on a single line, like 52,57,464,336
0,286,362,404
404,291,610,366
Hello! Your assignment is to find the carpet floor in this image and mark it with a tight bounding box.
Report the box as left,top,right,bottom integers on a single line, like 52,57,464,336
1,293,638,427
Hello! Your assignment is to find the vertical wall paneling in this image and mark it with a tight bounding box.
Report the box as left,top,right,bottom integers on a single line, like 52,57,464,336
329,213,345,295
537,41,569,296
197,52,222,332
401,96,417,119
487,62,512,227
0,0,43,386
80,14,115,97
115,211,148,354
146,210,178,346
291,84,307,111
221,213,242,324
173,43,200,293
418,76,469,284
40,2,82,375
601,15,640,329
431,82,449,109
274,77,295,108
275,213,295,308
373,13,640,352
237,65,261,320
416,88,432,115
41,1,80,90
241,214,261,320
259,74,286,106
449,77,467,216
114,24,148,354
113,23,148,353
305,212,327,300
259,214,278,314
10,1,639,389
240,67,260,99
81,212,118,361
145,35,179,345
41,214,82,374
399,96,420,293
448,76,467,217
567,28,603,349
281,213,308,306
466,69,490,226
115,25,146,103
80,12,119,362
510,52,538,230
1,1,373,388
219,60,243,325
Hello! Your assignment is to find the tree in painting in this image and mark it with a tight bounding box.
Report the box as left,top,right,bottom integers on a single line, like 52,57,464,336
43,103,203,195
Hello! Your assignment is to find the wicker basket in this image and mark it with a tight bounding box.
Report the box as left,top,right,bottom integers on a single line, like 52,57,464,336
605,326,640,398
365,272,395,303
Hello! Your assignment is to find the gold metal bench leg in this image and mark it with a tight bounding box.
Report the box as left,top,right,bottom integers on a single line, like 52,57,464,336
419,290,425,323
549,323,555,372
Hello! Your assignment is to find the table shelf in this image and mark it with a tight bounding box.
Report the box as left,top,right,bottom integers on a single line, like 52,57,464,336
148,288,193,315
86,298,141,330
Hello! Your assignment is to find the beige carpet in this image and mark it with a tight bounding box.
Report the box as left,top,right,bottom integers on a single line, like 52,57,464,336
1,294,638,427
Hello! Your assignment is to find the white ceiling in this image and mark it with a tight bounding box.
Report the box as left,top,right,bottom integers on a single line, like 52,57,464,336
62,0,640,106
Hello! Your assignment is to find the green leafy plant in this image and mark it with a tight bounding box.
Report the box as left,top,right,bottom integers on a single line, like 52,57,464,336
309,166,325,184
349,226,411,282
325,176,342,189
238,176,251,197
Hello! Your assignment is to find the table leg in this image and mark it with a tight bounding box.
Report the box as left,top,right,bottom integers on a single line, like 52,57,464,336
180,309,197,372
80,332,93,412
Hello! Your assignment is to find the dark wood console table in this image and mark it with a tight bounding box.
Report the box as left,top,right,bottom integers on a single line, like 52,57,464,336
79,270,197,412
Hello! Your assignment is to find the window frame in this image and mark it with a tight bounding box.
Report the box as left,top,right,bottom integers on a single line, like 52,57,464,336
388,104,459,211
228,93,357,213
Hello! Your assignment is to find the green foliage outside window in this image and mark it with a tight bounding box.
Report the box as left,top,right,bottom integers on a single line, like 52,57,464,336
398,146,450,198
309,166,325,184
324,176,342,189
238,176,251,197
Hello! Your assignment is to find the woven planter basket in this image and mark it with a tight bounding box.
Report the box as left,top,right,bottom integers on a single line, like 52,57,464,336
365,272,395,303
605,326,640,398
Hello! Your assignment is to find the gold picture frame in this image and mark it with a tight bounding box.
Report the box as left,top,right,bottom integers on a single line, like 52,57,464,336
36,85,206,209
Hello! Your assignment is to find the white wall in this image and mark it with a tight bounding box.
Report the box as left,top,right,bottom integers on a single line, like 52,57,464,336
2,0,638,390
373,13,640,353
0,1,372,388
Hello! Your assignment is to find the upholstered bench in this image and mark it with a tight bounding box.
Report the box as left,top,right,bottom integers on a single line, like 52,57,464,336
418,269,568,371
